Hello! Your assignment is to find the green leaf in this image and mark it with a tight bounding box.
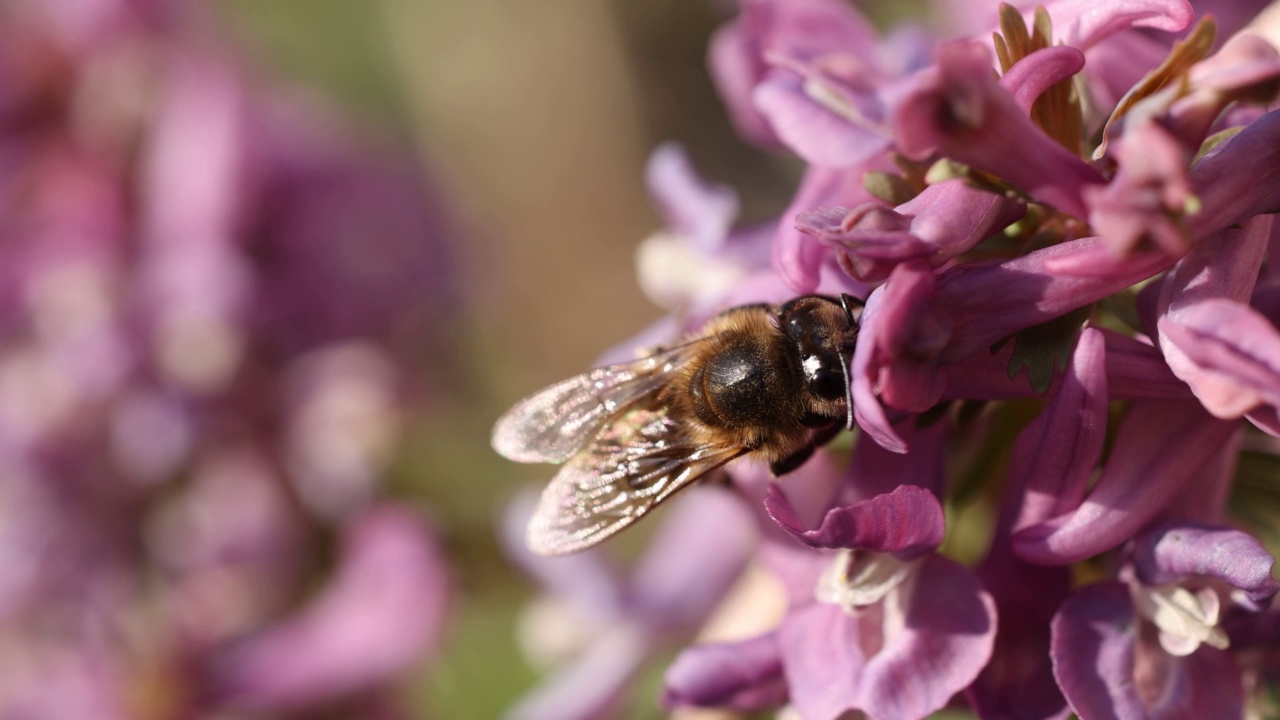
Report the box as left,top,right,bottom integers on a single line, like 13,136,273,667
1005,304,1093,394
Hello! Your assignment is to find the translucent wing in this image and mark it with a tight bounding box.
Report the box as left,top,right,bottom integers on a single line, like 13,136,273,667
491,342,704,464
526,408,748,555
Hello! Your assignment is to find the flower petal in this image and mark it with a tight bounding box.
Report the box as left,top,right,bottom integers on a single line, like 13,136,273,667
1006,327,1109,532
850,262,942,452
1051,582,1146,720
1159,298,1280,419
782,556,997,720
205,506,448,711
1085,121,1194,256
1035,0,1194,49
764,483,945,557
661,632,787,712
707,0,879,148
799,180,1025,281
1131,523,1280,608
778,602,865,720
644,143,739,252
939,329,1193,401
505,623,650,720
630,486,758,633
999,46,1086,114
933,236,1172,364
893,41,1103,219
1013,400,1238,565
1052,583,1244,720
970,550,1071,720
753,71,892,168
1188,108,1280,239
860,555,998,720
773,165,880,293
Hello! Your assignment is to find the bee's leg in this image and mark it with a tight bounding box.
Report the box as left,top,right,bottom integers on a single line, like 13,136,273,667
770,422,843,476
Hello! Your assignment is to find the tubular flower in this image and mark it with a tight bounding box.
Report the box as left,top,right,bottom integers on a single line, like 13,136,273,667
504,0,1280,718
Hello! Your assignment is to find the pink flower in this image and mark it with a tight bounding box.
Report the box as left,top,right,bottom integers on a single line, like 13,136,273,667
501,1,1280,718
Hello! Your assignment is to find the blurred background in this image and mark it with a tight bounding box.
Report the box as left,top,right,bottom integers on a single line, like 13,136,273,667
0,0,954,717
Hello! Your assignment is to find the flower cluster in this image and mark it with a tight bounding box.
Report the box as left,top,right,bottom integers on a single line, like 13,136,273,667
509,0,1280,718
0,2,451,716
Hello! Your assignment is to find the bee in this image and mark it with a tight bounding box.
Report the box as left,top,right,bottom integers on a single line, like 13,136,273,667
492,294,862,555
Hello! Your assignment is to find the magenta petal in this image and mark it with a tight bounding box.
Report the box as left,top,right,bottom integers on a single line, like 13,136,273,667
1006,328,1108,532
1032,0,1194,49
1131,523,1280,607
893,179,1026,266
782,556,997,720
970,552,1071,720
846,416,949,499
1052,583,1244,720
800,181,1024,281
644,143,739,252
940,330,1193,402
1096,328,1194,400
707,0,879,148
754,72,891,167
893,41,1103,219
709,18,781,148
205,506,448,711
779,602,865,720
1189,109,1280,239
1170,33,1280,146
1155,215,1273,416
661,633,787,711
773,165,876,293
1086,121,1194,256
933,237,1172,364
1159,298,1280,419
851,262,941,453
966,330,1103,720
1050,582,1146,720
852,261,951,450
764,483,945,557
861,555,997,720
1013,400,1238,565
998,46,1086,114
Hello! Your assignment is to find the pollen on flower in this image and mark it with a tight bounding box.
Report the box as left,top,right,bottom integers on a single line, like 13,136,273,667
1131,583,1230,656
816,548,915,612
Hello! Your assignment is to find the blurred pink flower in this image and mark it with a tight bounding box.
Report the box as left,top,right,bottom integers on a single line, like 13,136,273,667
0,1,455,717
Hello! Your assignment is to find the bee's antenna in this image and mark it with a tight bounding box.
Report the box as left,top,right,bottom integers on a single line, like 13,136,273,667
837,347,855,430
839,293,863,327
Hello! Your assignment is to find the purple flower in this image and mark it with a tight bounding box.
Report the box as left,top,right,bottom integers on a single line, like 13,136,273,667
1051,523,1279,719
664,425,996,720
504,485,758,720
204,506,450,712
708,0,893,160
502,1,1280,718
0,2,456,717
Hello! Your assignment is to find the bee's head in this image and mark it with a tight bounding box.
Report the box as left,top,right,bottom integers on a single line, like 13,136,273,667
778,294,861,428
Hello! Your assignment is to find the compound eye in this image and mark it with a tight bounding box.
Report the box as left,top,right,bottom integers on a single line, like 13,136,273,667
807,365,845,401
